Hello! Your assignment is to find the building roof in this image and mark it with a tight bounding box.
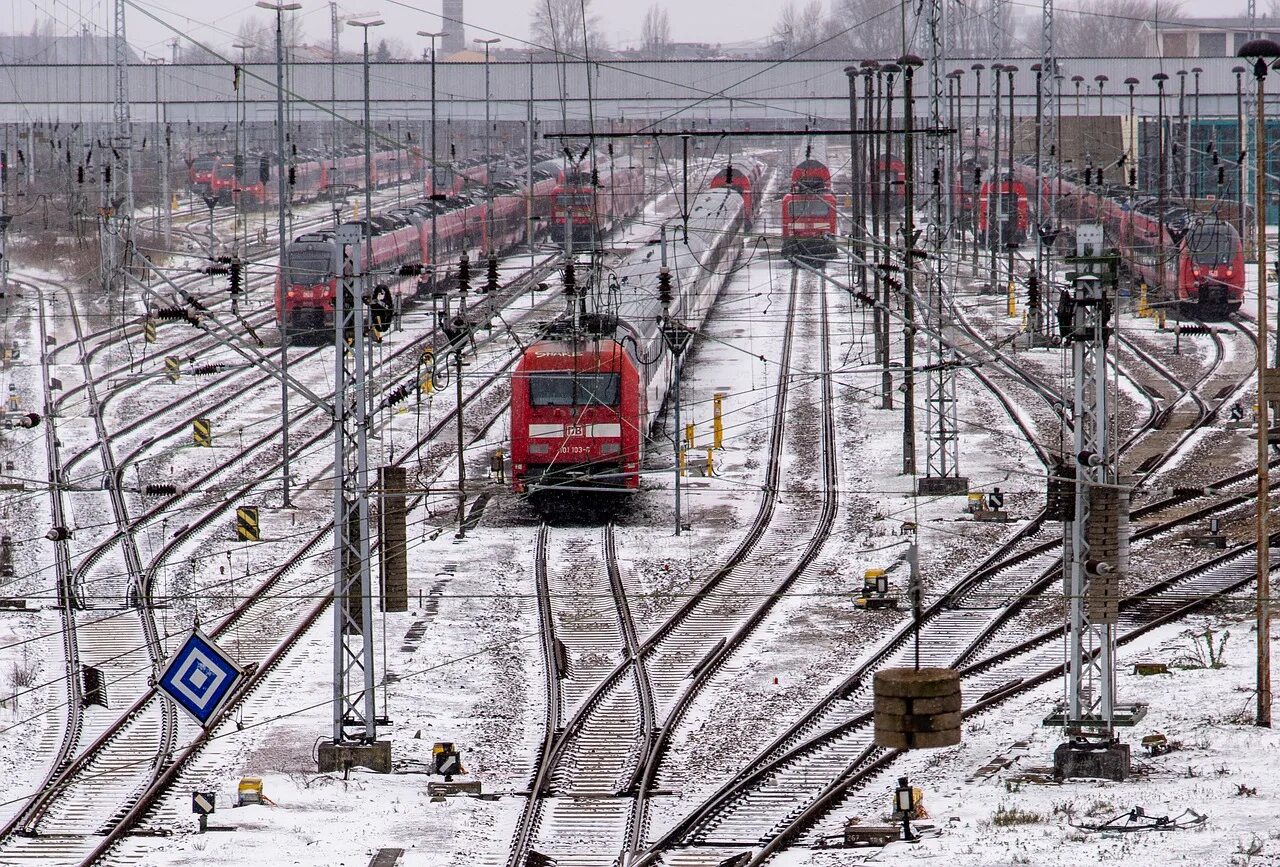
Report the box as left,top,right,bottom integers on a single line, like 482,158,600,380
0,33,142,64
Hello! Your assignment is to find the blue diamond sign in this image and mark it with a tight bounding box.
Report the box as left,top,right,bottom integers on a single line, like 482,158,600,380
158,630,244,726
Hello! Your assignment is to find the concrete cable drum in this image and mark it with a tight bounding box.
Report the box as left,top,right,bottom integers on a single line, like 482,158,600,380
873,667,962,749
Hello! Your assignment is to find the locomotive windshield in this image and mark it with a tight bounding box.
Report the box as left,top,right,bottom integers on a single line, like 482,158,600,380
287,250,333,281
789,198,832,218
193,156,217,172
1185,224,1238,266
528,372,620,407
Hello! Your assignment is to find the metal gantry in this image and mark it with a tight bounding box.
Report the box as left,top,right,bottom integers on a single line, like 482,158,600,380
331,224,378,745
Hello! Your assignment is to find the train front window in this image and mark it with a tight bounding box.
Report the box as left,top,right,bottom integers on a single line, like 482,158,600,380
528,373,620,407
194,157,216,172
789,199,831,218
1186,225,1238,266
999,192,1021,214
288,251,332,282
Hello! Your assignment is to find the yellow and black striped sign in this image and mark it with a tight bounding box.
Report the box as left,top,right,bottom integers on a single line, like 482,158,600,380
235,506,260,542
144,318,157,344
165,356,180,382
192,417,212,448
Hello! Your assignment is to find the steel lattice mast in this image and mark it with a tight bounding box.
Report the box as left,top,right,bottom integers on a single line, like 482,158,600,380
102,0,135,292
331,224,379,745
1065,273,1114,735
1035,0,1056,332
922,0,965,492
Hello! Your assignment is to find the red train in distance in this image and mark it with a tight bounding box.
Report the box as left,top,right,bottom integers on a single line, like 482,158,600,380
510,185,749,495
1012,163,1244,316
869,154,906,213
275,164,559,340
977,175,1031,250
191,147,424,207
781,158,837,258
548,157,646,248
709,156,766,228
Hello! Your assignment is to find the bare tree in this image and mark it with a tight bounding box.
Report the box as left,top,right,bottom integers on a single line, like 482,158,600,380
531,0,605,57
772,1,831,56
641,4,671,58
824,0,900,59
1057,0,1180,56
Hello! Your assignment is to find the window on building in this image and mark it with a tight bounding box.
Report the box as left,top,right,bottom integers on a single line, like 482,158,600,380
1199,32,1226,56
1163,33,1188,57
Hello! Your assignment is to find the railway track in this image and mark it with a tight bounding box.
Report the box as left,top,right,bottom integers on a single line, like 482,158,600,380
0,179,666,862
621,248,1264,865
0,245,566,862
506,262,810,867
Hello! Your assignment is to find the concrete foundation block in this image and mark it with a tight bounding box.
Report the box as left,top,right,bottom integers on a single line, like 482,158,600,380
1053,741,1131,782
916,476,970,497
317,740,392,774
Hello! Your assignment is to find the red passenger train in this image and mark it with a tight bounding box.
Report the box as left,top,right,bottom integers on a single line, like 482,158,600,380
275,164,560,340
782,158,838,258
1012,164,1245,316
510,185,749,495
191,147,424,207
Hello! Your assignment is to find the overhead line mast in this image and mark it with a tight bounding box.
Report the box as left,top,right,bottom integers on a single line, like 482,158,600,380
919,0,966,496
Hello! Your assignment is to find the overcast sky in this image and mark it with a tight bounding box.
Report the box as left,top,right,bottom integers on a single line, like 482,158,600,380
4,0,1255,60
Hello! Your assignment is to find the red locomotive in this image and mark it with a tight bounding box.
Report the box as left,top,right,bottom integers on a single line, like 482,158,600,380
869,155,906,213
977,175,1031,249
709,156,765,228
188,153,219,197
781,158,837,258
510,185,749,494
548,157,646,248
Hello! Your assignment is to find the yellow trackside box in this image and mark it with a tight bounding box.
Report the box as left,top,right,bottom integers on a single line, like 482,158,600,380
237,777,263,806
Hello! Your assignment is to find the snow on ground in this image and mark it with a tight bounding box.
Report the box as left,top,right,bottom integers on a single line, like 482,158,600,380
784,605,1279,867
7,182,1280,866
